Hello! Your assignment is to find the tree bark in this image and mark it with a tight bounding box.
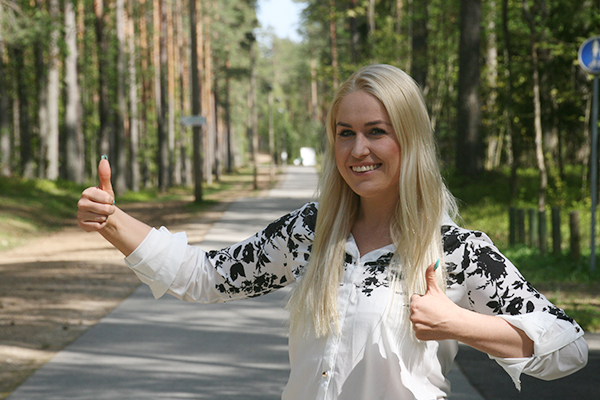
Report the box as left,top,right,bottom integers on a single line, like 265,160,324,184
46,0,60,180
35,0,48,179
203,4,214,186
113,0,128,193
502,0,519,202
456,0,482,176
225,55,233,174
310,55,319,122
95,0,111,159
531,43,547,211
0,10,10,176
523,0,548,211
13,47,34,178
190,0,203,202
166,0,177,185
484,0,499,170
248,32,258,190
156,0,169,191
411,0,428,91
329,0,339,90
127,3,141,192
64,0,85,184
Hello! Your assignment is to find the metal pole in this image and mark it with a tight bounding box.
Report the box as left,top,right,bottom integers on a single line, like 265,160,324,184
591,75,598,272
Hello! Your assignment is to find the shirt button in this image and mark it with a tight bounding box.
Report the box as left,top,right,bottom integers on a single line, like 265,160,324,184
322,371,328,378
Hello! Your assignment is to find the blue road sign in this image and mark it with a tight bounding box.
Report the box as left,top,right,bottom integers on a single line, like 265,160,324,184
579,37,600,74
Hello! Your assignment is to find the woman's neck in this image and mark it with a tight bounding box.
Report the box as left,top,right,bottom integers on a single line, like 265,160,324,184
351,196,397,256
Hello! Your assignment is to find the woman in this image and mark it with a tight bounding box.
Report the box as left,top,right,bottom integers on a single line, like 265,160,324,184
78,64,587,399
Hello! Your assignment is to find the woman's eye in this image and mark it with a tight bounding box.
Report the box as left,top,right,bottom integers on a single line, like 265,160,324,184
337,130,354,138
369,128,387,136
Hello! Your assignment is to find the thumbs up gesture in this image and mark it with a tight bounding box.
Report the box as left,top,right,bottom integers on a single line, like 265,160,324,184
77,157,116,232
409,260,461,341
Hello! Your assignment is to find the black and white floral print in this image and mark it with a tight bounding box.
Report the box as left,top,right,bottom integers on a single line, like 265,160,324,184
442,225,577,329
206,202,316,299
203,202,577,332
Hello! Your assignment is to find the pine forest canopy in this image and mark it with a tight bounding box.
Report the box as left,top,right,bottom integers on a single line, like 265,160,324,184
0,0,598,207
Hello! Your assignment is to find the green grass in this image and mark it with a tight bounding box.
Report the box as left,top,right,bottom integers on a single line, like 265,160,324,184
0,177,86,250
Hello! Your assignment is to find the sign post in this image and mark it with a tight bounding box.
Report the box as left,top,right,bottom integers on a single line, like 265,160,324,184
578,37,600,272
180,115,206,127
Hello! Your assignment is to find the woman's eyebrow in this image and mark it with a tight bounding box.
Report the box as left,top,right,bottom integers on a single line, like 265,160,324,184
365,120,392,127
336,121,352,128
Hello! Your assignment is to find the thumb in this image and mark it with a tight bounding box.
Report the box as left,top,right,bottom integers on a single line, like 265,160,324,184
425,260,441,294
98,156,114,198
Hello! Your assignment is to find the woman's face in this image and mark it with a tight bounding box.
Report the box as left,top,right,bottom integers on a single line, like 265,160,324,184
334,91,401,203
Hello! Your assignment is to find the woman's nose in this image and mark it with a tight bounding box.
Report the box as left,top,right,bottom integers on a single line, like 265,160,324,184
351,133,370,157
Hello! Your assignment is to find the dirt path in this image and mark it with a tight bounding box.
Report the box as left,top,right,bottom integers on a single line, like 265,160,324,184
0,170,278,399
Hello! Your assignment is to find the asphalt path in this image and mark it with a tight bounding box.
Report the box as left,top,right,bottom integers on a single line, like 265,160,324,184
8,166,594,399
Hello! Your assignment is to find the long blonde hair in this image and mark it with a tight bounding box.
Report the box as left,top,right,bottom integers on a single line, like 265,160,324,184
288,64,457,337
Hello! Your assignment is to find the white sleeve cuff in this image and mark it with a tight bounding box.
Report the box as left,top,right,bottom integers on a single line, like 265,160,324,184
489,312,587,390
125,226,188,299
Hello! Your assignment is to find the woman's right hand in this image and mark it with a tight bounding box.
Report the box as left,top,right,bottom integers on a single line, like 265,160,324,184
77,158,116,232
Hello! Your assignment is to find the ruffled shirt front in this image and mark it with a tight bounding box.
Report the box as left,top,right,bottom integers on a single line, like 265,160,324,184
124,202,588,399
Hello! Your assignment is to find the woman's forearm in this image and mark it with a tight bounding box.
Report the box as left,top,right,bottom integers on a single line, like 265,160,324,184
99,207,153,257
448,307,534,359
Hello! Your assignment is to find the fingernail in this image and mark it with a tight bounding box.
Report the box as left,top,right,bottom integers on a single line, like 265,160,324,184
101,155,108,160
112,199,116,205
434,259,440,271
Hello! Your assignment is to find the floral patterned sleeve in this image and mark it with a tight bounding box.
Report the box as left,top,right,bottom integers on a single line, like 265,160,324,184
442,224,588,389
126,202,317,303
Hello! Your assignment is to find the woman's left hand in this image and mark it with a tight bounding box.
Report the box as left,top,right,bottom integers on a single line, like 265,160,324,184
409,262,464,341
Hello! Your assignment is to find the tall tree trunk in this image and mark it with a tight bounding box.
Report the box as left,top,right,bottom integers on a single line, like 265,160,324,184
114,0,127,193
13,48,34,178
368,0,375,41
411,0,428,91
395,0,403,35
225,55,233,173
175,0,188,185
531,43,547,211
456,0,482,176
523,0,548,211
349,0,359,63
203,3,214,185
503,0,519,202
0,12,10,176
310,55,319,122
190,0,203,202
213,84,222,182
267,89,274,179
95,0,111,159
156,0,169,190
329,0,339,90
166,0,177,185
139,0,150,187
46,0,60,180
484,0,499,170
35,0,48,179
248,32,258,190
64,0,85,184
127,3,141,192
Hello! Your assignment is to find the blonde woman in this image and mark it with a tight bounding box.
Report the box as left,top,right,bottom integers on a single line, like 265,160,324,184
78,64,587,399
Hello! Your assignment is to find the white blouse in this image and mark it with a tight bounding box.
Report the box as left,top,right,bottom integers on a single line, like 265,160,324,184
124,202,588,400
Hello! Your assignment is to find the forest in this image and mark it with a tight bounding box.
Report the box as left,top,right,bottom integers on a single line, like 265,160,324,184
0,0,599,207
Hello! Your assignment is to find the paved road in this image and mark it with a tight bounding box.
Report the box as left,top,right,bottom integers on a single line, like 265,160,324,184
7,166,594,399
